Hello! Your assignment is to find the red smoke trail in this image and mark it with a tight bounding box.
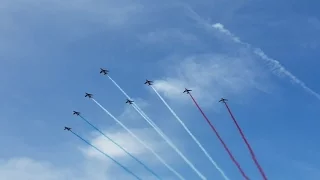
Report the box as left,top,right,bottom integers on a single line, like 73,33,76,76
222,100,267,180
187,93,250,180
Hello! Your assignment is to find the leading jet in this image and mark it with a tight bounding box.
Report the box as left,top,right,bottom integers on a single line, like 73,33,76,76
64,127,71,131
144,79,153,85
100,68,109,75
219,98,228,103
73,111,80,116
183,88,192,94
125,99,134,104
85,93,93,98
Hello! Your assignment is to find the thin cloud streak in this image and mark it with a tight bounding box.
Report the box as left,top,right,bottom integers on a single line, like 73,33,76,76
181,4,320,100
212,23,320,100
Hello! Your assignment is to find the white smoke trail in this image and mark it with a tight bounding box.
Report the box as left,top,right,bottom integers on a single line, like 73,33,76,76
183,5,320,100
131,104,167,139
108,76,132,98
132,104,203,180
91,98,175,177
151,86,230,180
107,76,203,180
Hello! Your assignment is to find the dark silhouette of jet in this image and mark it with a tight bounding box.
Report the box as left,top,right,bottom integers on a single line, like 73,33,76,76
85,93,93,98
64,127,71,131
219,98,228,103
73,111,80,116
126,99,134,104
100,68,109,75
144,79,153,85
183,88,192,94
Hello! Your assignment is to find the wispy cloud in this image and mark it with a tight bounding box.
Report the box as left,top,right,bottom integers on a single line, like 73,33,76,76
82,128,166,161
0,105,178,180
1,0,144,26
153,53,270,107
3,1,319,180
179,4,320,100
0,0,145,60
0,156,159,180
0,158,76,180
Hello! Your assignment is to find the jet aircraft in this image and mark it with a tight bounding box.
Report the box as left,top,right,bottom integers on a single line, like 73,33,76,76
219,98,228,102
73,111,80,115
183,88,192,94
100,68,109,75
126,99,134,104
85,93,93,98
64,127,71,131
144,79,153,85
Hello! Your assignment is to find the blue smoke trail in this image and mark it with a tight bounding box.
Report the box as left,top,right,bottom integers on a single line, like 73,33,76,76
91,98,174,179
77,114,162,180
68,129,142,180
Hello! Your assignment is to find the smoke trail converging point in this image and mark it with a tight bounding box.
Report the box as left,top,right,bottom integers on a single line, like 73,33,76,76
68,129,142,180
187,92,249,180
76,114,162,180
221,100,267,180
106,75,200,180
151,86,229,180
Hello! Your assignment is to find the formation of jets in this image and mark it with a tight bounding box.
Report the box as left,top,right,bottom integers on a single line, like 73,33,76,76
66,68,228,133
126,99,134,104
64,67,266,180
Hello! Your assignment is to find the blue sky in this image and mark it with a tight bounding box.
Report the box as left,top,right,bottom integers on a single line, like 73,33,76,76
1,0,320,179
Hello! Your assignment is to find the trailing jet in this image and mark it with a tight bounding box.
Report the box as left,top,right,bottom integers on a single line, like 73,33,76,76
100,68,109,75
183,88,192,94
219,98,228,103
126,99,134,104
73,111,80,116
144,79,153,85
64,127,71,131
85,93,93,98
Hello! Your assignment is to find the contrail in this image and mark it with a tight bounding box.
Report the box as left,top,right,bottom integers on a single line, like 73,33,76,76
91,98,187,179
151,86,229,180
220,99,267,180
107,76,132,98
182,5,320,100
186,92,249,180
75,114,162,180
131,104,204,180
67,129,142,180
107,75,201,180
